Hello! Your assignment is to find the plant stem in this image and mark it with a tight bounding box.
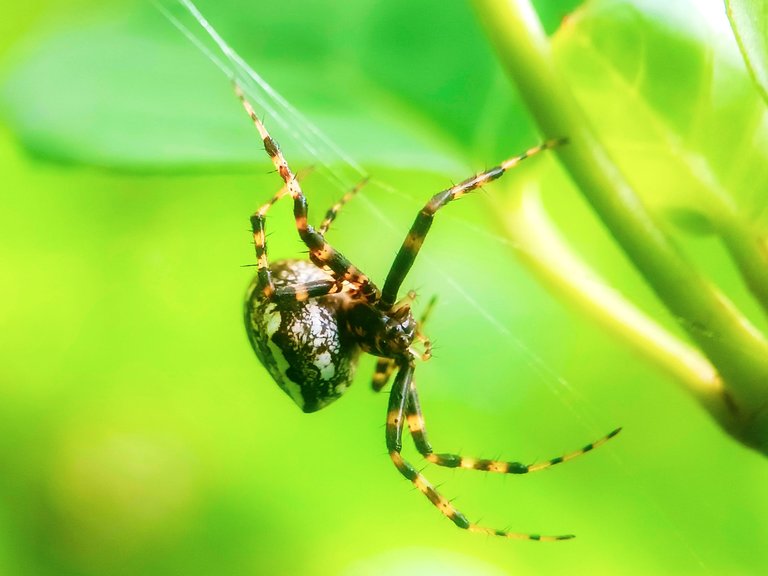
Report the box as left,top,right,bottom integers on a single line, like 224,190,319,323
473,0,768,453
498,182,724,416
718,217,768,319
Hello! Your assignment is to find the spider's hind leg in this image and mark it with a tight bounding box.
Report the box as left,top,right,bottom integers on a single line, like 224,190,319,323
234,82,381,303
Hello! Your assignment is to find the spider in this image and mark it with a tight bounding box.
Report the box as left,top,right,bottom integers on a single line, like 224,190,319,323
237,83,620,541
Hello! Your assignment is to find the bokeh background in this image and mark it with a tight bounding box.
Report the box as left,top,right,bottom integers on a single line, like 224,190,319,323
1,0,767,574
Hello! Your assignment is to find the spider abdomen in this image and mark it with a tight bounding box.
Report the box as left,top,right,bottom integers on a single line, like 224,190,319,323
244,259,361,412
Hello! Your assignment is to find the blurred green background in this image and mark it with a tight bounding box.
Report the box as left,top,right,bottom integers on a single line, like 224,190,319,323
1,0,767,575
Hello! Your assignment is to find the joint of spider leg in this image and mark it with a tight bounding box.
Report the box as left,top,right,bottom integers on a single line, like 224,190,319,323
548,136,569,148
475,165,506,187
411,326,433,361
407,345,430,363
259,284,275,299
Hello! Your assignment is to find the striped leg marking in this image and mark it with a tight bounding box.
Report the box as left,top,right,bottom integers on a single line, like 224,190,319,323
250,183,292,299
234,82,381,302
372,358,397,392
318,177,370,235
405,377,620,474
387,363,575,541
273,279,336,303
249,167,315,300
378,139,566,309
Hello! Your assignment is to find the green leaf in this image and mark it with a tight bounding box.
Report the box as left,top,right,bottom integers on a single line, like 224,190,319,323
0,5,451,172
726,0,768,105
0,0,579,173
5,0,764,232
553,0,768,234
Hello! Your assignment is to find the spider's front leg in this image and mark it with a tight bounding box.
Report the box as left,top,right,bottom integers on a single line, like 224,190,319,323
378,140,565,309
386,363,574,541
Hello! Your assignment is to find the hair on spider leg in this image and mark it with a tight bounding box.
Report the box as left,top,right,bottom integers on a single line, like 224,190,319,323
422,337,441,358
248,229,276,240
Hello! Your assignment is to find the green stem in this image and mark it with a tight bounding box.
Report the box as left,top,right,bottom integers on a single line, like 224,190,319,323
498,182,725,419
718,217,768,318
473,0,768,453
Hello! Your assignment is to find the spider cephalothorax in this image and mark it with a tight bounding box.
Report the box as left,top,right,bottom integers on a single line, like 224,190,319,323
345,300,417,358
236,82,619,540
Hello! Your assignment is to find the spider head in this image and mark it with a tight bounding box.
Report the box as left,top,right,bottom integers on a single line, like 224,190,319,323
346,302,416,359
382,305,417,354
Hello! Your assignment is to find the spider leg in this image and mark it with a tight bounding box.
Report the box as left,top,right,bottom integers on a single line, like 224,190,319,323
318,177,370,235
273,279,336,302
250,165,319,299
235,82,380,302
250,182,292,299
378,139,565,309
250,174,338,301
372,358,397,392
387,363,574,541
413,294,437,362
405,378,621,474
